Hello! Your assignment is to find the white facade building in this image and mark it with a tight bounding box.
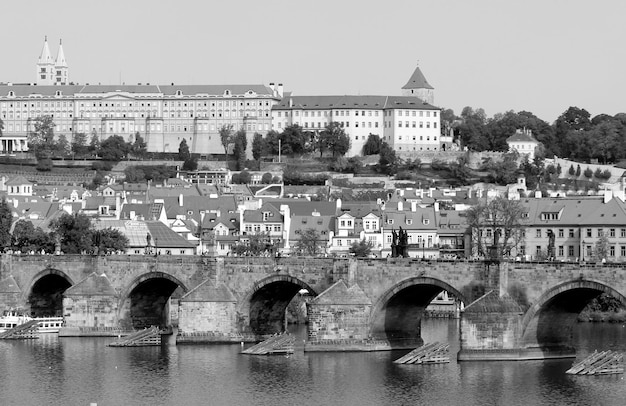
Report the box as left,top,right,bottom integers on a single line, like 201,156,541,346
506,129,540,160
271,65,441,156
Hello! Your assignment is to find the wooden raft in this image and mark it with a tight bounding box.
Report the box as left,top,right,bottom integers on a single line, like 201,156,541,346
108,326,162,347
566,350,624,375
0,320,40,340
242,333,295,355
394,342,450,364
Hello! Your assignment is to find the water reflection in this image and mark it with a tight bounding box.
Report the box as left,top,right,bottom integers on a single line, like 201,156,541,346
0,321,624,406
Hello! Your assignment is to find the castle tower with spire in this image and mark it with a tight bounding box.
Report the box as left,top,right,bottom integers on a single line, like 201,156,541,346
36,36,55,85
36,37,68,85
54,39,69,85
401,63,434,104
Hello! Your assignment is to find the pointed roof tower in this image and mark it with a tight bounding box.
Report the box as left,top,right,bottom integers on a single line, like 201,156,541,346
38,36,53,64
55,39,67,67
402,63,434,90
401,62,435,104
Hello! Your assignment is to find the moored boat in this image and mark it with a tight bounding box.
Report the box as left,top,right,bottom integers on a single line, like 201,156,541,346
0,310,64,333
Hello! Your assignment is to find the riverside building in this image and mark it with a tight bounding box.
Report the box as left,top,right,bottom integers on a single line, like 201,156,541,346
0,38,281,156
270,64,441,156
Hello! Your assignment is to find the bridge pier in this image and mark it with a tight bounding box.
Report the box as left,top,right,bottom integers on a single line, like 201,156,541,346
176,279,253,343
60,272,123,336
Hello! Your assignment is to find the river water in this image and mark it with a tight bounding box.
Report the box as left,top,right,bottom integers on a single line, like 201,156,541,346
1,320,624,406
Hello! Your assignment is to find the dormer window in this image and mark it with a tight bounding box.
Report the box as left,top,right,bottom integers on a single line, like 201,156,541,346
387,219,394,225
176,90,182,96
8,91,15,97
423,219,430,225
406,219,413,225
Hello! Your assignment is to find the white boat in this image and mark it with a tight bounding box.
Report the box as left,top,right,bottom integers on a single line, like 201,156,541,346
0,310,64,333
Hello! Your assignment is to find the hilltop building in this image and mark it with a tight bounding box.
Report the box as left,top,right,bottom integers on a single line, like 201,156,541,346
271,64,441,156
36,36,69,86
507,129,539,160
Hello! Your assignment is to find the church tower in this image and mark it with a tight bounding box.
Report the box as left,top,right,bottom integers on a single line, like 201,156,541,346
401,63,434,104
36,36,55,86
54,39,69,85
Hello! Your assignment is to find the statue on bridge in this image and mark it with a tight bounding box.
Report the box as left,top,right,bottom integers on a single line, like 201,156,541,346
398,227,409,258
391,227,409,258
391,229,398,257
547,229,555,260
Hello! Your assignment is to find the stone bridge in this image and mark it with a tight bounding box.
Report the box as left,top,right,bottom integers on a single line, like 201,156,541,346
0,254,624,361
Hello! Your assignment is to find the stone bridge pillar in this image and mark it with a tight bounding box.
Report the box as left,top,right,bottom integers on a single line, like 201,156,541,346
60,272,122,336
305,280,389,352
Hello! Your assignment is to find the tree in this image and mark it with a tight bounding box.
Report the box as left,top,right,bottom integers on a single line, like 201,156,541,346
11,220,54,253
349,239,372,258
99,135,131,161
93,228,129,254
50,212,94,254
456,107,488,151
178,138,191,161
219,124,233,154
55,134,71,158
89,131,100,156
466,196,526,259
378,142,399,175
583,167,593,179
238,170,251,184
28,115,56,158
568,164,575,177
261,172,273,184
36,158,53,172
71,132,89,158
0,198,12,250
233,130,248,170
124,166,146,182
576,164,581,177
182,156,198,171
231,232,272,256
295,228,323,256
132,132,147,158
363,133,383,155
319,122,350,157
252,132,264,161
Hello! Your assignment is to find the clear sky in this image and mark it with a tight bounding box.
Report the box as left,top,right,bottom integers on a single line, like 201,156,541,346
2,0,625,123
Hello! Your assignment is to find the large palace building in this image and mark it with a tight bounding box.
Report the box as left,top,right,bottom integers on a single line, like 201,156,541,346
271,64,441,156
0,38,440,157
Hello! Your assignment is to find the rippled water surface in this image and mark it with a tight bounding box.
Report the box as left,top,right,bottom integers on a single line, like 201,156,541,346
0,320,624,406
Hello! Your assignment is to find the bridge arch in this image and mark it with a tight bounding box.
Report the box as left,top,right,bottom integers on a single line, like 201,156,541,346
240,274,318,336
520,278,626,349
369,276,466,343
24,268,74,317
118,272,189,330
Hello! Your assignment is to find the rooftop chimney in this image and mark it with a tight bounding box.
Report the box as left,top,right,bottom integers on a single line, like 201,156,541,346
277,83,284,98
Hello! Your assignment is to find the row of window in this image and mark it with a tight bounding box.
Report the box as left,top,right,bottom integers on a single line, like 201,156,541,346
244,224,282,233
523,245,626,258
398,121,437,129
534,228,626,238
275,109,438,118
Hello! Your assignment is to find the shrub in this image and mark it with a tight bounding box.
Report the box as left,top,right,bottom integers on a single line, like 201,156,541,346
583,167,593,178
261,172,273,184
92,161,114,172
36,158,53,172
431,159,448,171
395,171,414,180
